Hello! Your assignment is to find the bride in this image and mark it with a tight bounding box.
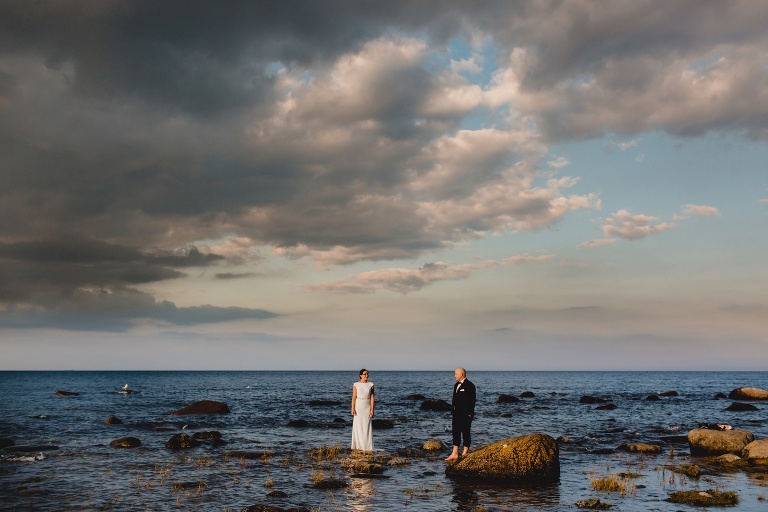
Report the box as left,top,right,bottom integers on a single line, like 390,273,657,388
350,369,375,451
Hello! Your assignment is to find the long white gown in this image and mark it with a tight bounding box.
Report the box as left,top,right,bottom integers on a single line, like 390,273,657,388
351,382,374,451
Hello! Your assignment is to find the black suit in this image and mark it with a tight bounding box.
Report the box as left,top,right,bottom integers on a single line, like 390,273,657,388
452,378,476,449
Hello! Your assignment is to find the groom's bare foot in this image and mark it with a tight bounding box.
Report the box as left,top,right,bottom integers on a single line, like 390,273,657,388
445,455,459,461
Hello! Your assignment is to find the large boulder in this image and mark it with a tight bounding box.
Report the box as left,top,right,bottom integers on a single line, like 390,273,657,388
742,439,768,463
688,428,754,456
171,400,230,415
728,387,768,400
445,433,559,482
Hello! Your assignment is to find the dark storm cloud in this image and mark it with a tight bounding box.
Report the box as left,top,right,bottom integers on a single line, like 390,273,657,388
0,234,221,301
2,0,767,329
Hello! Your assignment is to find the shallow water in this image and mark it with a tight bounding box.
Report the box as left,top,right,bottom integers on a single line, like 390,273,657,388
1,371,767,511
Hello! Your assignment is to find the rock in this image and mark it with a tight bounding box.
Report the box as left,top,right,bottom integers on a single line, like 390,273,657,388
307,400,341,406
498,394,520,403
242,505,310,512
520,391,535,398
55,390,79,396
445,433,559,482
422,439,446,451
406,394,426,400
713,392,728,399
371,419,394,429
288,419,309,427
192,431,222,440
332,418,347,423
576,498,612,509
659,390,679,397
0,439,15,449
171,400,230,415
618,443,661,454
580,396,607,404
716,453,742,464
346,461,383,474
165,433,200,450
728,387,768,400
742,439,768,462
266,490,288,497
420,399,452,411
646,394,660,401
726,402,758,411
311,478,348,489
110,437,141,448
3,445,59,452
595,403,617,410
104,416,123,425
687,428,754,456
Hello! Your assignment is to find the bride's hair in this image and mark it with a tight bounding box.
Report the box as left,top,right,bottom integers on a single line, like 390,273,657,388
359,369,368,377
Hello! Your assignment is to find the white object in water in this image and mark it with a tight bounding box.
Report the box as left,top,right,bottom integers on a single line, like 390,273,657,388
122,384,129,390
10,452,45,462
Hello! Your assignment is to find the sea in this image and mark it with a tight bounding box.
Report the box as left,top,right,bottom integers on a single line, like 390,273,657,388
1,371,767,511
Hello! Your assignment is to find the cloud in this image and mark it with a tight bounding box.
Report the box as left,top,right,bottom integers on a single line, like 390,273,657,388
601,209,673,240
307,254,552,294
1,1,766,332
0,287,277,331
578,238,617,248
678,204,720,218
215,272,257,280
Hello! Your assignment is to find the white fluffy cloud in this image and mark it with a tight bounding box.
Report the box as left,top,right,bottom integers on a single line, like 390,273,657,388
601,210,673,240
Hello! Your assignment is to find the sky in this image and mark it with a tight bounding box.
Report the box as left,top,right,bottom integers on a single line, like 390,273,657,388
1,0,767,371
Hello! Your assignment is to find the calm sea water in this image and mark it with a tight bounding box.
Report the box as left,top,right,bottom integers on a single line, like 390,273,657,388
1,371,767,511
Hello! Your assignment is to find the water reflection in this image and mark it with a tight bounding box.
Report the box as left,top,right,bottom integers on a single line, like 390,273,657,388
347,477,375,511
450,479,561,511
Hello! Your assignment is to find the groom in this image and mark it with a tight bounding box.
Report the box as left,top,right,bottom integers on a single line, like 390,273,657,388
445,367,476,461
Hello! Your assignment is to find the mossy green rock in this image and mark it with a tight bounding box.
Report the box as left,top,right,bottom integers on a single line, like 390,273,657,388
445,433,559,481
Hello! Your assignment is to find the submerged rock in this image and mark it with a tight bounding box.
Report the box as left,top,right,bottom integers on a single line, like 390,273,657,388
310,478,348,489
165,433,200,450
406,393,426,400
618,443,661,454
658,390,679,397
55,390,79,396
0,439,15,449
576,497,612,509
520,391,535,398
726,402,758,412
104,416,123,425
688,428,754,456
498,394,519,403
445,433,559,482
419,399,451,411
371,419,394,429
192,431,222,440
110,437,141,448
307,400,341,406
580,396,607,404
171,400,230,415
728,387,768,400
242,504,310,512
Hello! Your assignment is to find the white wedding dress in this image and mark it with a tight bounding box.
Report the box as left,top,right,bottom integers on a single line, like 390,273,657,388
351,382,374,451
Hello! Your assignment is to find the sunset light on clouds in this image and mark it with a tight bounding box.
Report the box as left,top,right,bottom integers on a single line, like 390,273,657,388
1,1,766,370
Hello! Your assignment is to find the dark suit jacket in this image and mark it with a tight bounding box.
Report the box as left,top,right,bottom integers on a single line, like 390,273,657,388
452,379,476,419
